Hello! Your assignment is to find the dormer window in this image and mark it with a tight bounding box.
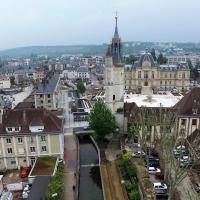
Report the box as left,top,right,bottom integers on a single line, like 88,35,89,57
6,127,21,133
7,128,12,132
192,108,198,115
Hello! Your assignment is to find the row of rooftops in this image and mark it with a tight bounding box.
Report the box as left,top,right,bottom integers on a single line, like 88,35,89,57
125,53,189,71
0,108,62,135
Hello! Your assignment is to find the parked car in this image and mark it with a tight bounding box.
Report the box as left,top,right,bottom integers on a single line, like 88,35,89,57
132,151,146,158
148,155,159,162
20,167,31,178
153,182,167,191
148,167,160,175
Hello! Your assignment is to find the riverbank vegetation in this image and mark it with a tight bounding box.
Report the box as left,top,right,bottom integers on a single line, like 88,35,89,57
118,153,140,200
46,161,64,200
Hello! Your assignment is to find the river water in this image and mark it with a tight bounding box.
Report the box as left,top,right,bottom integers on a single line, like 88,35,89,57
78,136,104,200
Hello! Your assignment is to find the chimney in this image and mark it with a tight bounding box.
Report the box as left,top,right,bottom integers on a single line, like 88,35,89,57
22,110,26,122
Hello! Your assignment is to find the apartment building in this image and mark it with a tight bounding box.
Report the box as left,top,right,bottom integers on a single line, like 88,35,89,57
77,66,90,80
167,55,200,67
34,72,60,110
14,66,36,84
0,76,11,89
0,108,64,170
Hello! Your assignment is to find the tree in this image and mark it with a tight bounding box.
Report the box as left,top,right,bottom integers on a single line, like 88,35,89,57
89,100,116,141
157,53,168,64
77,80,86,95
9,76,15,85
126,55,137,65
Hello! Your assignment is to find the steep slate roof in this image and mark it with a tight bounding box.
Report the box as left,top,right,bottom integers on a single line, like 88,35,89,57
0,108,62,135
173,88,200,116
137,52,156,67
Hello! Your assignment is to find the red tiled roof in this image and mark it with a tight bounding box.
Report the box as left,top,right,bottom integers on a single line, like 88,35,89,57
0,108,62,135
173,88,200,116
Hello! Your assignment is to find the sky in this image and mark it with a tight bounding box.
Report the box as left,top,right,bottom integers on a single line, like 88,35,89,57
0,0,200,50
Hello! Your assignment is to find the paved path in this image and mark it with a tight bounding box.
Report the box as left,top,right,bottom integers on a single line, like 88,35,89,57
101,160,127,200
63,134,78,200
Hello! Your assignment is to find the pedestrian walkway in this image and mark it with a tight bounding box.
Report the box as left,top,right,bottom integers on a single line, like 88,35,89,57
63,134,78,200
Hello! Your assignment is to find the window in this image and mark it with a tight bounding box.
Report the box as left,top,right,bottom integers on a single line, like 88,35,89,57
11,160,16,165
113,95,115,101
41,146,47,152
15,127,20,132
138,71,141,79
165,74,167,78
40,94,43,98
6,138,11,144
152,72,154,79
144,71,148,79
160,81,162,85
48,100,51,103
18,137,23,143
192,119,197,125
29,136,34,143
181,119,186,125
41,136,46,142
48,94,50,98
30,147,36,153
7,148,13,154
144,81,148,86
7,128,12,132
40,100,43,103
182,72,185,79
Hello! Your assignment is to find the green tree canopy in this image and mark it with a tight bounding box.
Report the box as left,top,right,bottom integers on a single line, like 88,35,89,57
157,52,168,64
77,80,86,94
89,100,116,141
9,76,15,85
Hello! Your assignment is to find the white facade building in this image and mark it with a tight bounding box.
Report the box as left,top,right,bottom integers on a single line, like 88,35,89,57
0,76,11,89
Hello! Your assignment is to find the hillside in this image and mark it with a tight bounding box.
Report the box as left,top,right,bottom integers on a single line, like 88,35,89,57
1,42,200,58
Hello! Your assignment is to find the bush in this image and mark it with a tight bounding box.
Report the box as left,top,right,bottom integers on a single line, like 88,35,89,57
124,180,133,191
129,190,140,200
127,164,137,178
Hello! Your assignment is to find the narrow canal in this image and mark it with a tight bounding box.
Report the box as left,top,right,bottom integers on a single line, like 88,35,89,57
78,136,104,200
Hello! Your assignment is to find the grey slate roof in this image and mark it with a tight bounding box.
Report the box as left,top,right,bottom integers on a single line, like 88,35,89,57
77,66,88,73
35,73,60,94
137,52,156,67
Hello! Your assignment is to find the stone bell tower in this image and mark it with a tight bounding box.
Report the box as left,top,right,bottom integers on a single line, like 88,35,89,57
104,16,124,113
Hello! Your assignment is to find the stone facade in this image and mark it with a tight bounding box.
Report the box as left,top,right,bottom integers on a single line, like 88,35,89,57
125,52,190,93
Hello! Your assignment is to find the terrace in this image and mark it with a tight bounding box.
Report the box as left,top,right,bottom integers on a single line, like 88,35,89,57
29,156,57,176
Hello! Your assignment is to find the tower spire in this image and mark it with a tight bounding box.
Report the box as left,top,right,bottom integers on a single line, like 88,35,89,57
114,12,119,37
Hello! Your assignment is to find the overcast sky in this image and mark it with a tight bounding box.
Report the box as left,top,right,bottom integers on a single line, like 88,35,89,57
0,0,200,50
